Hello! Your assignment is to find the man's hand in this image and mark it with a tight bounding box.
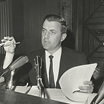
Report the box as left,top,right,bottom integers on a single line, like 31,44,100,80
0,37,20,69
0,37,16,54
79,81,94,93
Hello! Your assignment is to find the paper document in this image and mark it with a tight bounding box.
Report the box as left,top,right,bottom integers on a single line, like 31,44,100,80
85,93,97,104
28,87,84,104
59,63,97,102
14,85,31,94
28,86,41,97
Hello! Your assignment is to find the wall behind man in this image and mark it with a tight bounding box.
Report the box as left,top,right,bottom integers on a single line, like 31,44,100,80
13,0,60,55
12,0,73,55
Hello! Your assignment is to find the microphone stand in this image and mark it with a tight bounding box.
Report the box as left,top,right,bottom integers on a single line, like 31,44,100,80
37,77,45,98
6,70,15,90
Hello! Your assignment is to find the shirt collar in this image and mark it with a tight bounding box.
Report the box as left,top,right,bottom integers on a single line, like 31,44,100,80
45,47,62,57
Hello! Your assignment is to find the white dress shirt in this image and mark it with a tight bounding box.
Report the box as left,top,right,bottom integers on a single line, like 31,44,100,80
45,47,62,87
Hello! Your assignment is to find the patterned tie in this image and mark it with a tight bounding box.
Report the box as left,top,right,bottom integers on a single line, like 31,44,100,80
49,55,55,88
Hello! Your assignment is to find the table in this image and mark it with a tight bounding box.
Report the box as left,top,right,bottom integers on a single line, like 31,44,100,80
14,86,85,104
0,89,67,104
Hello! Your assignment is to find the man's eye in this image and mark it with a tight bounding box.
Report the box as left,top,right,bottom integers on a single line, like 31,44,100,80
42,30,46,34
50,31,56,35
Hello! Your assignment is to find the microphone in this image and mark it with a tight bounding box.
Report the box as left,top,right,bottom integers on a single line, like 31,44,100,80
8,56,28,89
34,56,45,98
0,56,29,77
9,56,29,71
34,56,42,79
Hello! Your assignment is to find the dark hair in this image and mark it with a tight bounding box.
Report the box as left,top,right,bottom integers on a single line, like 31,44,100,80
43,14,67,33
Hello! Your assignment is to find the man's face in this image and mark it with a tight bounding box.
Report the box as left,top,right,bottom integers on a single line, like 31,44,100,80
42,20,63,54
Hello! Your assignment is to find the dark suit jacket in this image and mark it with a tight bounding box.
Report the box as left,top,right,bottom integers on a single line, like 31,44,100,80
29,47,88,88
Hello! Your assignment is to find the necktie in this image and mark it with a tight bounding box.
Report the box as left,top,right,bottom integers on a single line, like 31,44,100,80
49,55,55,88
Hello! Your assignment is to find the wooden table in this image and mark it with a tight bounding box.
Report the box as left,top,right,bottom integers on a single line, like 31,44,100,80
0,89,67,104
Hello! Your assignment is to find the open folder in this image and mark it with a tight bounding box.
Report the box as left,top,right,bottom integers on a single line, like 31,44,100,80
59,63,97,103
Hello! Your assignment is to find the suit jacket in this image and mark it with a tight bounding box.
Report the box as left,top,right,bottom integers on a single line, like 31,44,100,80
29,47,88,88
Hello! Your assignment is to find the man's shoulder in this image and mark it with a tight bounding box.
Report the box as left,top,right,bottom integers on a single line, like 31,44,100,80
62,47,85,55
62,47,88,64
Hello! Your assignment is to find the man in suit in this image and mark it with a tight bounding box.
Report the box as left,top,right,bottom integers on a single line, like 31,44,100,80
29,47,88,88
0,14,93,93
28,14,93,92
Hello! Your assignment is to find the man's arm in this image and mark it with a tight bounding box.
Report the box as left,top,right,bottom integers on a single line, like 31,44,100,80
3,52,14,69
0,37,16,83
0,37,16,69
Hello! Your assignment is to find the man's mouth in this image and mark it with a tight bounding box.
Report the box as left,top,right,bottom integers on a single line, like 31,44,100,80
43,39,49,43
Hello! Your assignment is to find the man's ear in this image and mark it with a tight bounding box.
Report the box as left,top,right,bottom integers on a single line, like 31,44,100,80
61,33,67,42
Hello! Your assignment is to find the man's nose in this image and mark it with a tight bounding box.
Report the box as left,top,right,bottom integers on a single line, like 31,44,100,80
44,32,50,38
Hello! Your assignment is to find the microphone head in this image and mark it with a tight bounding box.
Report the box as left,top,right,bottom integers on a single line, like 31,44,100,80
34,56,42,68
34,56,42,78
9,56,29,71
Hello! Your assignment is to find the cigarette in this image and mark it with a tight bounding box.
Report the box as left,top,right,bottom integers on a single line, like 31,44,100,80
15,42,20,45
0,42,20,47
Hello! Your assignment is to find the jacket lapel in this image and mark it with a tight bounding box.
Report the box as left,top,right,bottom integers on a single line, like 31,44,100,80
56,47,69,88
